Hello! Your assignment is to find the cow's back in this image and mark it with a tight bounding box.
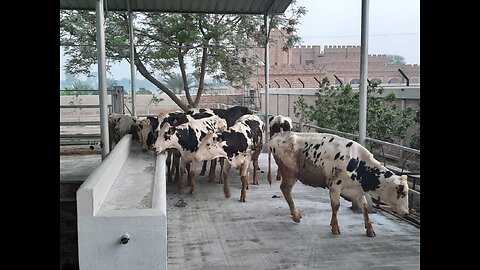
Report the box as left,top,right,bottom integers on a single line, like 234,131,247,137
269,132,372,188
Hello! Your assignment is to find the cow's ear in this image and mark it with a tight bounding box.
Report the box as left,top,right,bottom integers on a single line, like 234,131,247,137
269,116,274,123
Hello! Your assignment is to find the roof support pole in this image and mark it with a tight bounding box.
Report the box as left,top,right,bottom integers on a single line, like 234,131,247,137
96,0,109,159
128,0,136,117
359,0,369,146
264,14,270,142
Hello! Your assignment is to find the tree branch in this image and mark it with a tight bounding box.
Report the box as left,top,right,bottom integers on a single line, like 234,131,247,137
133,47,189,112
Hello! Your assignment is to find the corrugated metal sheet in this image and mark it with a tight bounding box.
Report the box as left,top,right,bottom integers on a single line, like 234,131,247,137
59,0,292,14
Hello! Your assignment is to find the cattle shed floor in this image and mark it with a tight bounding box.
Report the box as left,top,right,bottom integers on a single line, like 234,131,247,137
60,151,420,270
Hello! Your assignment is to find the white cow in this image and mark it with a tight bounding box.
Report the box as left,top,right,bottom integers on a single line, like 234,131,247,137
268,131,409,237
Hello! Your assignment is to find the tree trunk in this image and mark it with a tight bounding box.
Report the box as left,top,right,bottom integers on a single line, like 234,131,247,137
133,48,189,112
193,46,209,108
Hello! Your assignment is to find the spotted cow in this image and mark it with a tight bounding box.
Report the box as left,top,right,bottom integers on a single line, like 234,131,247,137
154,113,227,195
195,114,265,202
199,106,253,182
268,115,293,181
131,116,159,152
268,131,409,237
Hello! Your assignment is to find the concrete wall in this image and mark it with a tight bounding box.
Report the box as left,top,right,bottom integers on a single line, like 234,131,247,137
77,135,167,270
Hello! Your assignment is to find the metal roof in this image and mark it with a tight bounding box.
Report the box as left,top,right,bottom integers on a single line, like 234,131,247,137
59,0,293,14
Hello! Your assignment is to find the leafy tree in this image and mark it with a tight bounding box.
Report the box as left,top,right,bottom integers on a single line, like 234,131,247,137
60,1,306,111
161,73,195,94
410,103,420,150
136,87,153,95
293,78,417,145
386,55,406,65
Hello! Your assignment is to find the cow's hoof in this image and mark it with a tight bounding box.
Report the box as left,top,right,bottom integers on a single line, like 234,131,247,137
292,211,302,223
366,230,376,237
331,228,341,235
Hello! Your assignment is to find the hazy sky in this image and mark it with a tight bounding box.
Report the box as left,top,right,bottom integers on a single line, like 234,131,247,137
295,0,420,64
60,0,420,80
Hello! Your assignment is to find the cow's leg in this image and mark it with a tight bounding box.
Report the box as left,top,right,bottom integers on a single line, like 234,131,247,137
280,176,302,223
177,159,187,191
222,161,231,198
188,161,197,195
359,195,376,237
166,150,173,183
251,151,261,185
208,158,217,182
199,160,208,176
276,169,282,181
218,157,225,183
173,151,180,184
239,159,251,202
329,187,341,235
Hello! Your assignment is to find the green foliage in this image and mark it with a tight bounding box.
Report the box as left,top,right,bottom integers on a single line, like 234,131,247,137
136,88,153,95
386,55,406,65
161,73,195,94
60,81,94,95
60,1,306,109
410,103,420,149
293,78,417,143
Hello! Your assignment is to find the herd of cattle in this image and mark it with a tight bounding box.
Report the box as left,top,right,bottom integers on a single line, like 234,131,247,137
107,106,409,237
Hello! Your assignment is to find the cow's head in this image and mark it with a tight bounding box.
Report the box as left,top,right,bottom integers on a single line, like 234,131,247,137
131,119,155,152
153,122,179,155
379,174,409,217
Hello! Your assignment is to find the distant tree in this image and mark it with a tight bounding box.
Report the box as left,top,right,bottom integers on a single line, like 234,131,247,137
410,103,420,150
136,87,153,95
161,73,195,94
61,81,95,95
107,78,119,91
60,1,306,111
386,55,406,65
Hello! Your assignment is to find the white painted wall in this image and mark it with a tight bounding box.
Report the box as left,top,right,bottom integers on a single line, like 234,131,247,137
77,135,167,270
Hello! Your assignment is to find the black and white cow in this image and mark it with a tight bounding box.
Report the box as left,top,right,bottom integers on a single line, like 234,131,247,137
268,115,293,181
131,116,159,152
156,109,219,185
268,131,409,237
199,106,253,182
195,114,264,202
154,113,227,195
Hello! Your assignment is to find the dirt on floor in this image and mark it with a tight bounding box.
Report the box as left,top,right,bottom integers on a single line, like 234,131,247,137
60,145,102,156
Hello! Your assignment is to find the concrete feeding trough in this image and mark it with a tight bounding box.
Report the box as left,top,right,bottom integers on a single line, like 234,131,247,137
77,134,167,270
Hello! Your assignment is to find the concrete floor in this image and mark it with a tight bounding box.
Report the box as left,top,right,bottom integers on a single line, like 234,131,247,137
165,154,420,270
60,151,420,270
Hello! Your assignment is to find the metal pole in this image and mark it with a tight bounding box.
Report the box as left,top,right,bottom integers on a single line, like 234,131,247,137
264,14,270,142
96,0,109,159
353,0,374,214
276,94,279,116
128,2,136,117
359,0,369,146
287,94,290,118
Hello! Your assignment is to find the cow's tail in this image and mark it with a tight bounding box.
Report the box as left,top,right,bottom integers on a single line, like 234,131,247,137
267,145,272,186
